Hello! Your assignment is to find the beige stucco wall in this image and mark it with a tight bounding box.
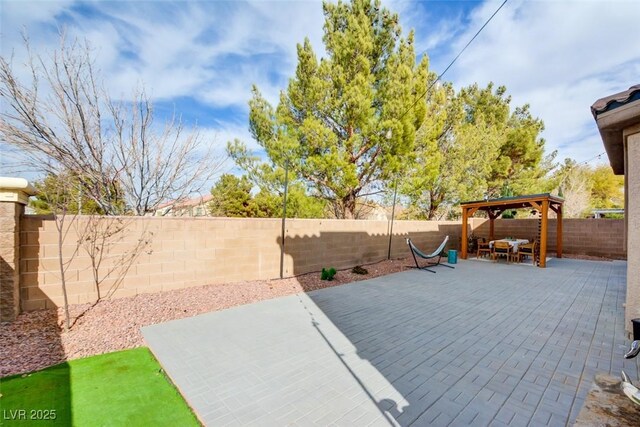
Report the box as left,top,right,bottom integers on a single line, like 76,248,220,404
19,216,462,310
624,124,640,334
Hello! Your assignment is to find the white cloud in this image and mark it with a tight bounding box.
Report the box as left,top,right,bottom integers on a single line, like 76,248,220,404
1,1,325,107
417,15,463,55
208,120,254,149
5,0,635,171
386,0,465,59
0,0,329,164
436,0,640,164
1,0,73,31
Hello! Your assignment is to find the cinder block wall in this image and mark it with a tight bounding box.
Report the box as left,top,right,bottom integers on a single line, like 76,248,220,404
19,216,462,310
20,216,282,310
283,218,463,276
17,215,624,311
471,218,626,259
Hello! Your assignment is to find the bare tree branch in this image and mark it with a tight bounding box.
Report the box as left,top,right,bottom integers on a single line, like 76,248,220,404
0,32,226,215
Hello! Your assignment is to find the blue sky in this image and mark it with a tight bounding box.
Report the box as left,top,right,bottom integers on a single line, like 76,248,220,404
2,0,639,174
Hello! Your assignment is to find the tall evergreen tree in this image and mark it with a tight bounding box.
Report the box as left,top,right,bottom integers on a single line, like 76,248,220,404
209,174,256,217
227,141,327,218
401,83,553,219
31,172,107,215
238,0,430,218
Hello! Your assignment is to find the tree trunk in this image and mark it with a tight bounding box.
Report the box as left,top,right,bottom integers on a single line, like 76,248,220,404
427,193,441,220
342,192,357,219
55,211,71,331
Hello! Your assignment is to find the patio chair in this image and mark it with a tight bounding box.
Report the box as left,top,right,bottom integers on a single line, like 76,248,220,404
491,241,513,263
406,236,454,273
517,240,538,264
477,238,491,258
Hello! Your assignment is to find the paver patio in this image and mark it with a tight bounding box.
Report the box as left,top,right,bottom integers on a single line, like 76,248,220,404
142,258,636,426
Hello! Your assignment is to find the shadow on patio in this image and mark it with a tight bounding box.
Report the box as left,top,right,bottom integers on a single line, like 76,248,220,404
304,258,633,425
143,257,636,426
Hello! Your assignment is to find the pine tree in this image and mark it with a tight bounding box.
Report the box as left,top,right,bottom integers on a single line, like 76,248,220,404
241,0,430,218
401,83,552,219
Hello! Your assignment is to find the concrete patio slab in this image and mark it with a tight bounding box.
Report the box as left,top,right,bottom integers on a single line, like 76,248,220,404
143,258,636,426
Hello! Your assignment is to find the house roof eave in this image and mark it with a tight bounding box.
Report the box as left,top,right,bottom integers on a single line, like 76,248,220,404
592,87,640,176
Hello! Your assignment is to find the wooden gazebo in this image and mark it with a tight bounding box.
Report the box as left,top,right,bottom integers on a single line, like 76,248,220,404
460,193,564,268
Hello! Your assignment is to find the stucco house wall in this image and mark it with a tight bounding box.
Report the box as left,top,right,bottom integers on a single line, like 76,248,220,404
624,124,640,330
592,85,640,336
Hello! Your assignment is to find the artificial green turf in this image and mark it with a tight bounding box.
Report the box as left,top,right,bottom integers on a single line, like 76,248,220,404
0,347,200,426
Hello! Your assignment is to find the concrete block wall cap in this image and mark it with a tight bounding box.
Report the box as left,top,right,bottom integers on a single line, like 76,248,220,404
0,177,37,195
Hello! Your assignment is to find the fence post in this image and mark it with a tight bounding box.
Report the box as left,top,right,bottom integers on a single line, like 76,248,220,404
0,177,36,322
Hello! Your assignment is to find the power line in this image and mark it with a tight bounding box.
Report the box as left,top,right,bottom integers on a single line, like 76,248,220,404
558,151,606,176
557,151,607,190
399,0,509,120
573,151,606,168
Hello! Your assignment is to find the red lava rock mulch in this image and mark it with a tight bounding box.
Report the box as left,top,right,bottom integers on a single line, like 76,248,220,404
0,257,412,378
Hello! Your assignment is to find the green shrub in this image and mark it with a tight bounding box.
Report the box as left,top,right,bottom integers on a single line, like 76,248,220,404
321,267,337,281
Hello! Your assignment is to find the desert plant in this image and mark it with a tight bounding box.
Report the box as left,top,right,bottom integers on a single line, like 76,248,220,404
321,267,337,281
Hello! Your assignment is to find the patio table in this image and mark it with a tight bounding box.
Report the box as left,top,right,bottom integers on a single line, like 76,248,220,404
489,238,529,253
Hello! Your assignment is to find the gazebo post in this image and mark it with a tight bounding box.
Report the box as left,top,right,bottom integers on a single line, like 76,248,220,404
540,199,549,268
461,207,468,259
489,212,495,241
556,205,563,258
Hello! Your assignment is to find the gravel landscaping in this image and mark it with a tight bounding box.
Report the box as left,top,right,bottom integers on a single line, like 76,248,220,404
0,257,411,378
0,252,613,378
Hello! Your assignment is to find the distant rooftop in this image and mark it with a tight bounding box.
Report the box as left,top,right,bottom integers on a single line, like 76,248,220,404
154,195,213,211
592,208,624,218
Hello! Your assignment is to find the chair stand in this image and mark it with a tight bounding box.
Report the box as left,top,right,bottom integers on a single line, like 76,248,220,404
407,237,455,273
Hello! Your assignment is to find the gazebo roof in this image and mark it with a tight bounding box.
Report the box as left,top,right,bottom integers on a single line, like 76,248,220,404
460,193,564,211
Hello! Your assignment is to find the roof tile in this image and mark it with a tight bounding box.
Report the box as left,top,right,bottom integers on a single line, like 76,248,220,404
591,84,640,117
